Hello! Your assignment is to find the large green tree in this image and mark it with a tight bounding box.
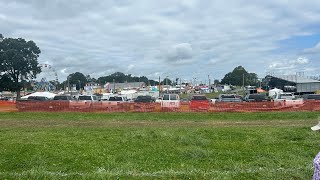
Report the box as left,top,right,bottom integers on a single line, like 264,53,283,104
66,72,88,90
0,34,41,99
221,66,258,86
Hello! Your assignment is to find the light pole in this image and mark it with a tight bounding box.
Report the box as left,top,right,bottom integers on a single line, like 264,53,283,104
78,80,81,91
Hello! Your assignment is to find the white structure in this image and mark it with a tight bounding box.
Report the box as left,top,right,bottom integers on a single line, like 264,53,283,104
21,92,57,100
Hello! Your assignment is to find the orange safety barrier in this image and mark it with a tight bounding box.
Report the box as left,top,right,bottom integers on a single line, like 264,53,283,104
13,100,320,113
0,101,17,112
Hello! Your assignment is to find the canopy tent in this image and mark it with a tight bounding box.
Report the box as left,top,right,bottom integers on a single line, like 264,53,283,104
21,92,57,100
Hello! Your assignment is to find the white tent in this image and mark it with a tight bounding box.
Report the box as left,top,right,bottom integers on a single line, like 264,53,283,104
21,92,57,100
268,88,283,97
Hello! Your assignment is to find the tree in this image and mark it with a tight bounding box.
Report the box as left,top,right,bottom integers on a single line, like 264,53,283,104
161,78,172,85
67,72,88,90
221,66,258,86
0,35,41,99
97,72,150,84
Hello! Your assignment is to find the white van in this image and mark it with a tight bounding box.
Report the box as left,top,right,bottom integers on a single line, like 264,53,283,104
161,94,180,109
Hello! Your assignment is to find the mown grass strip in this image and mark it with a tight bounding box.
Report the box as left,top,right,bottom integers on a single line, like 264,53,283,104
1,111,320,121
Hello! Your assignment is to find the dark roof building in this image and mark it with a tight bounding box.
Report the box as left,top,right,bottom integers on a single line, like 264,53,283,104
265,75,320,93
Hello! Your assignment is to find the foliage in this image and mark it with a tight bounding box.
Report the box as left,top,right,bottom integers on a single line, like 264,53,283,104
97,72,150,84
0,34,41,98
161,78,172,85
64,72,88,90
221,66,258,86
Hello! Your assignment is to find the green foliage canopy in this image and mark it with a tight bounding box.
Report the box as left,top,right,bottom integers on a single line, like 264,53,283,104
221,66,258,86
0,34,41,98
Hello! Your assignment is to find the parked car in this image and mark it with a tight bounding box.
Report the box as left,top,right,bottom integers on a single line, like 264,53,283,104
70,95,99,110
244,94,268,102
99,95,129,111
134,95,156,112
53,95,73,101
161,94,180,110
189,95,209,111
218,94,242,102
50,95,74,111
134,95,155,103
303,94,320,100
27,96,49,101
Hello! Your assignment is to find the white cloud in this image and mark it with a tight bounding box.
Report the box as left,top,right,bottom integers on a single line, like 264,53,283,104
303,42,320,54
268,57,311,74
1,0,320,81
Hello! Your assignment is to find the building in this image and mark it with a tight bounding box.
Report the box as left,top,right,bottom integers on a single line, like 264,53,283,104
265,75,320,94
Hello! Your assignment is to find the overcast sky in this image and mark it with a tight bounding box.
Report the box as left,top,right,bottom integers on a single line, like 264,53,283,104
1,0,320,82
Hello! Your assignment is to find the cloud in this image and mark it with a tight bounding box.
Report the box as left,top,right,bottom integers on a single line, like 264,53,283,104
268,57,311,74
303,42,320,54
1,0,320,81
161,43,193,64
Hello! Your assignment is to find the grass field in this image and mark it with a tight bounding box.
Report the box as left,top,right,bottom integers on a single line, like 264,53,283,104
0,112,320,179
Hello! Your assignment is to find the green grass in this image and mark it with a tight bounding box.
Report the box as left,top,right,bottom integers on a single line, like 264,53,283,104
0,112,320,179
1,111,320,121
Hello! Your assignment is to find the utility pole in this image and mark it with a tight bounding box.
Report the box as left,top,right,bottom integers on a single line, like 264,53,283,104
113,79,115,93
166,76,169,94
242,74,245,89
180,78,182,94
159,76,161,96
67,76,70,94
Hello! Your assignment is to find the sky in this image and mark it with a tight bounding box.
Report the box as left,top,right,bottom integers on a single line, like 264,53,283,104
1,0,320,83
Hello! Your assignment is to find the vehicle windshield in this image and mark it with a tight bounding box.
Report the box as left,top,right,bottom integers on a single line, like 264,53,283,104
221,95,236,98
163,95,170,100
307,95,320,100
249,94,265,100
192,96,207,100
53,96,70,100
109,97,124,101
79,96,93,100
170,95,178,100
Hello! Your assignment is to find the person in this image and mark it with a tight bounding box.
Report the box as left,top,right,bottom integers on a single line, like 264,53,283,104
313,152,320,180
312,122,320,179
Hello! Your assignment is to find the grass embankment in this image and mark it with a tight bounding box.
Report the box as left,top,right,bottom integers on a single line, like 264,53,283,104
0,112,320,179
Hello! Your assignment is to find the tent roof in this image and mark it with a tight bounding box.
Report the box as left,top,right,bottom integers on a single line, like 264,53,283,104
21,92,57,99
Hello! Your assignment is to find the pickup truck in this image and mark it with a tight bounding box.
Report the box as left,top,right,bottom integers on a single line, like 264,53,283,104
273,93,303,107
100,96,129,111
218,94,243,102
70,95,99,110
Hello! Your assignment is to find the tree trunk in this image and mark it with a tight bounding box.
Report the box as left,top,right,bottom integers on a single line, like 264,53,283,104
16,90,21,100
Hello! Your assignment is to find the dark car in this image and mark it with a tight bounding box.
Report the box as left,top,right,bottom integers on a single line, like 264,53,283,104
53,95,73,100
245,94,267,102
303,94,320,100
133,95,155,112
134,95,155,103
27,96,49,101
50,95,74,111
189,95,209,111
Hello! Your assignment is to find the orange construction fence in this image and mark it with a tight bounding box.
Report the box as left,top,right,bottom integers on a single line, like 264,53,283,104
9,100,320,113
0,101,17,112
